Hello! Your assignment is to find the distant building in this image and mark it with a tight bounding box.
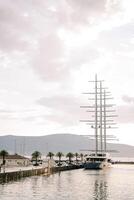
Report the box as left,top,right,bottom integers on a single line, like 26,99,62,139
0,154,31,167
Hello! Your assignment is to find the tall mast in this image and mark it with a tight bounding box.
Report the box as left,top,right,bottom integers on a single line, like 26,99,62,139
100,81,103,151
95,74,98,154
80,75,117,153
103,90,106,152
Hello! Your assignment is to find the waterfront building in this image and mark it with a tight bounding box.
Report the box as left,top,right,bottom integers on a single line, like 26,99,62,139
0,154,30,167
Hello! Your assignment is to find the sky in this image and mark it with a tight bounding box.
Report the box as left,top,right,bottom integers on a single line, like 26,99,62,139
0,0,134,146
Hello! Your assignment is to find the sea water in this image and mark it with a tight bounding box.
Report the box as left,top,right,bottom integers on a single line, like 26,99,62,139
0,164,134,200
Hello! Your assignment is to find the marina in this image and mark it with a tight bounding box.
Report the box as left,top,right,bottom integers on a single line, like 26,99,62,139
0,158,134,184
0,0,134,199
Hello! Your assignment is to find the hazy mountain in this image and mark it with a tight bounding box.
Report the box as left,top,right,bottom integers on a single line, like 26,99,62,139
0,134,134,158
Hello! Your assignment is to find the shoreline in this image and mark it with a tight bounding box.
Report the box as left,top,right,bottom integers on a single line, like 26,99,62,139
0,162,134,184
0,164,83,183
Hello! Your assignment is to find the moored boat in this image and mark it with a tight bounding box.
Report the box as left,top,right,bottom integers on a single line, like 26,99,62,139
81,75,117,170
84,153,111,169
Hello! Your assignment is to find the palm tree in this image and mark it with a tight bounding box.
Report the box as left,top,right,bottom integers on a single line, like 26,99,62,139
47,152,54,159
31,151,41,166
74,152,79,162
0,150,8,166
66,152,74,164
80,153,84,161
56,152,64,165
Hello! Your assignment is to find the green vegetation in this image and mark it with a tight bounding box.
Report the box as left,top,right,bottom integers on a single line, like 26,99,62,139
0,150,9,165
66,152,74,164
74,152,79,162
31,151,41,166
47,152,54,159
56,152,64,164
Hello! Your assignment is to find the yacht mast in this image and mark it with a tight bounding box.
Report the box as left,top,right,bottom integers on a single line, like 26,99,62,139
95,74,98,155
103,90,106,152
80,74,117,153
100,81,103,151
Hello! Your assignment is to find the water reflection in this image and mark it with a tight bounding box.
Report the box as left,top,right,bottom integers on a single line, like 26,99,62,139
93,180,108,200
0,166,134,200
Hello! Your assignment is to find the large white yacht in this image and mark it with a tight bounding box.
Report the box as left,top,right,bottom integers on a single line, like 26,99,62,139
84,152,111,169
81,75,116,170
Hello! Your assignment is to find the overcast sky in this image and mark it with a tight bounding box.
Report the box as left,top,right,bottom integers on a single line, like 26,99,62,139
0,0,134,145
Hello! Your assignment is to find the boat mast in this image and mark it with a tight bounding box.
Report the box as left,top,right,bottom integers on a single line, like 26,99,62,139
103,90,106,152
100,81,103,151
95,74,98,155
80,75,117,154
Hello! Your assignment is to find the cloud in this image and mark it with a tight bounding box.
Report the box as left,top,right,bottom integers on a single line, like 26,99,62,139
31,0,121,82
0,1,32,52
115,95,134,123
36,92,134,127
117,105,134,123
36,95,87,126
64,0,121,26
0,0,121,55
32,33,69,81
37,95,80,112
0,0,61,53
122,95,134,104
32,34,100,82
36,94,134,125
0,0,127,128
0,0,122,85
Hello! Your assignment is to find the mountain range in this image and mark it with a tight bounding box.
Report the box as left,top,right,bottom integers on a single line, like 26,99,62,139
0,134,134,158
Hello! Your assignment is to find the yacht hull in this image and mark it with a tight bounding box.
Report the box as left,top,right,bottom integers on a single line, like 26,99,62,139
84,161,111,170
84,162,103,169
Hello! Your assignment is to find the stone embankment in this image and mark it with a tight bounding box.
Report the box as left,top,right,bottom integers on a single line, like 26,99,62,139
0,167,49,183
113,161,134,164
0,164,83,183
52,164,83,173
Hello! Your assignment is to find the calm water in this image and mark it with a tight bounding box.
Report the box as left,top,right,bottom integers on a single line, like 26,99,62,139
0,165,134,200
